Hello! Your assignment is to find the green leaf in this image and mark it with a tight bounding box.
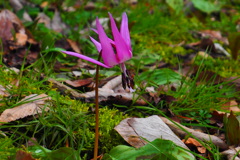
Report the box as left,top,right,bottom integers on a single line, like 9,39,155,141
138,68,181,87
166,0,184,14
47,147,80,160
42,47,66,54
28,146,79,160
103,139,194,160
27,145,52,158
225,111,240,145
191,0,221,14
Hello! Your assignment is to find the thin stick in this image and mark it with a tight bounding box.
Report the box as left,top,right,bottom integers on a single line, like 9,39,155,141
93,55,101,160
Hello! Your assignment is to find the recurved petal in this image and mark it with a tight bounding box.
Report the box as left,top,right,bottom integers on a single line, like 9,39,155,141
109,13,132,63
89,36,102,52
96,17,118,67
120,12,132,52
61,51,111,68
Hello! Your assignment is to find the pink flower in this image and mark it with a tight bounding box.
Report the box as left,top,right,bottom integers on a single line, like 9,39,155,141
62,12,134,90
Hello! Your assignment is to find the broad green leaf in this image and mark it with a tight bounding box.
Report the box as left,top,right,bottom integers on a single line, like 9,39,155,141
47,147,79,160
138,68,181,87
28,146,79,160
166,0,184,14
103,139,194,160
27,145,52,158
191,0,221,14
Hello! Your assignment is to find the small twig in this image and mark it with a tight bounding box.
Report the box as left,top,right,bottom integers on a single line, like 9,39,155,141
101,75,122,90
221,147,240,160
160,117,229,150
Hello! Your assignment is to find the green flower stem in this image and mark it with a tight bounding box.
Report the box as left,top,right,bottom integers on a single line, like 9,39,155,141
94,55,101,160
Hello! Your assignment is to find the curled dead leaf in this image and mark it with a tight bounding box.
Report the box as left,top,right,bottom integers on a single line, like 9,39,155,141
183,137,206,154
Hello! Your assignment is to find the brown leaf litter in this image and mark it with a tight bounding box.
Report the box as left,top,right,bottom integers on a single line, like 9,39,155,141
0,94,51,124
0,9,39,67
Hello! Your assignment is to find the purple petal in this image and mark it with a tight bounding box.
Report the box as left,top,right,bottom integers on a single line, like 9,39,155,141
91,28,115,45
120,12,132,52
89,36,102,52
61,51,111,68
109,13,132,63
96,17,118,67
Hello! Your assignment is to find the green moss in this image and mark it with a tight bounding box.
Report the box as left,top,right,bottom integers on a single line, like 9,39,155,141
193,57,240,77
87,107,128,154
0,137,17,159
99,108,128,153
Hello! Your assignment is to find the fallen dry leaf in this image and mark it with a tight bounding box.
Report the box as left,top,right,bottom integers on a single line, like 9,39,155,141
222,100,240,113
209,110,225,126
0,9,23,40
0,9,38,67
0,9,36,50
15,150,37,160
115,115,191,151
65,78,93,88
183,137,206,154
0,94,51,123
67,39,82,53
198,30,229,45
0,9,23,51
114,118,145,148
12,31,28,46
